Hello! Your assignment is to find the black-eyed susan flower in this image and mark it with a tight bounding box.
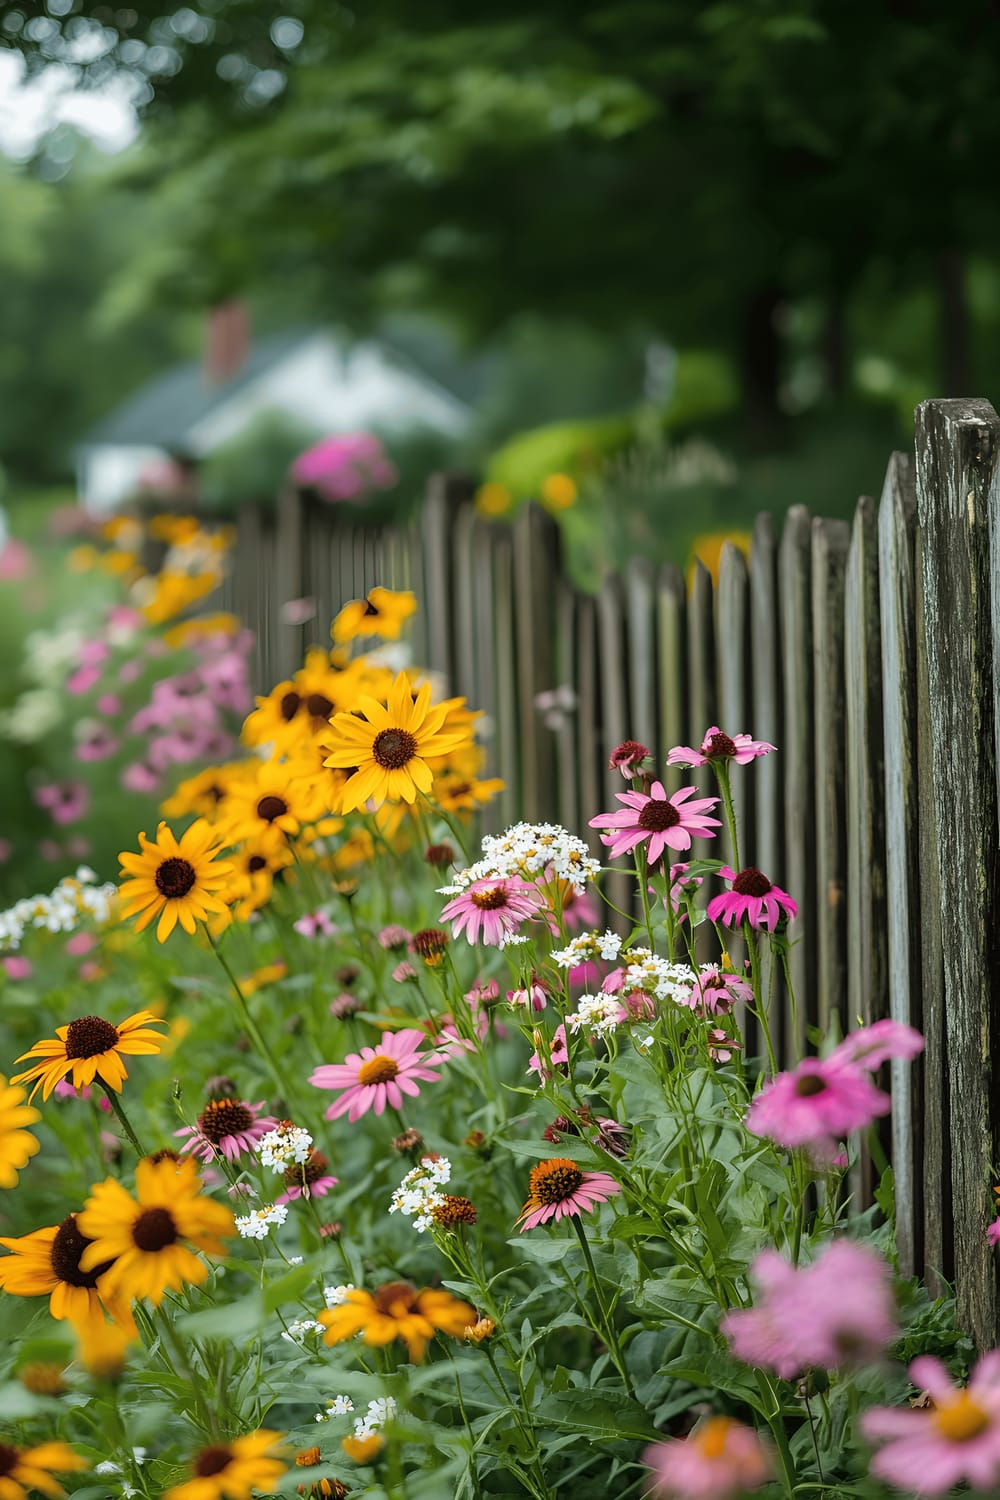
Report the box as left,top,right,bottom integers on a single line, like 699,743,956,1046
331,587,416,644
295,1448,348,1498
0,1075,40,1188
163,1432,287,1500
318,1281,475,1364
77,1154,234,1307
219,759,326,850
12,1011,166,1102
0,1439,86,1500
160,763,254,823
0,1214,134,1333
323,674,469,812
118,821,234,941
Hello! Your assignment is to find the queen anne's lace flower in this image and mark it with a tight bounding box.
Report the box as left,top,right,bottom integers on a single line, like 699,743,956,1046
441,823,600,896
551,930,622,969
568,995,629,1038
324,1283,356,1308
389,1156,452,1232
257,1123,313,1170
235,1203,288,1239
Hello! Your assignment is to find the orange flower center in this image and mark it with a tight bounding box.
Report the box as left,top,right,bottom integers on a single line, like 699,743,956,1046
528,1158,584,1205
284,1150,330,1186
357,1056,400,1087
65,1016,119,1060
470,886,508,910
257,795,289,822
372,728,417,770
132,1207,178,1252
296,1449,322,1469
934,1392,991,1443
372,1280,418,1315
198,1098,255,1143
194,1446,233,1477
694,1417,735,1460
154,857,197,899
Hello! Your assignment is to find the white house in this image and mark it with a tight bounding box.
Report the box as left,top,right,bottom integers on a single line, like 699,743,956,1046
75,327,472,512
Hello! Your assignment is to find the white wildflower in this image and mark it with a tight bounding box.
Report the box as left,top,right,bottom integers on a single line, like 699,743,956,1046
389,1156,451,1233
281,1319,324,1344
324,1283,355,1308
257,1123,312,1170
235,1203,288,1239
568,994,628,1038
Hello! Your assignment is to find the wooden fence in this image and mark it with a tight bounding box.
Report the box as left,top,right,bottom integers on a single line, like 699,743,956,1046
219,397,1000,1348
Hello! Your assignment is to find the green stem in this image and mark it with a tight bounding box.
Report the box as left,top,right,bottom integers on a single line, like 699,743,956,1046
569,1215,636,1399
102,1087,148,1158
204,925,296,1107
755,1371,796,1499
713,764,741,871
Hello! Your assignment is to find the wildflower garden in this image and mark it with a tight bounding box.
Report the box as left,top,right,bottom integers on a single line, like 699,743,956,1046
1,410,1000,1500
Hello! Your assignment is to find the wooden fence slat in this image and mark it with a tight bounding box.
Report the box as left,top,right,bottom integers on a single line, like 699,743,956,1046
845,493,888,1208
452,505,479,707
656,564,686,797
716,542,751,869
877,452,923,1278
598,573,632,928
625,556,659,760
512,505,561,822
916,397,1000,1347
811,516,850,1037
492,532,519,832
686,562,716,807
576,595,602,857
554,581,580,834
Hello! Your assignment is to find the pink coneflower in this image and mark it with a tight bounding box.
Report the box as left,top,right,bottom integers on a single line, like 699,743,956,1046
391,960,418,984
668,862,703,915
1,956,31,980
277,1148,338,1203
75,724,119,761
378,925,410,951
465,979,500,1008
827,1018,925,1071
121,760,160,794
608,740,651,778
507,979,548,1012
329,992,362,1019
53,1078,111,1110
666,727,776,768
721,1240,897,1379
590,782,720,864
862,1353,1000,1494
310,1029,443,1122
707,867,797,931
643,1418,772,1499
97,693,122,716
989,1221,1000,1248
517,1156,620,1231
440,876,545,947
175,1097,276,1163
707,1028,741,1064
559,882,600,931
528,1024,570,1079
683,966,754,1016
294,910,335,938
33,780,90,825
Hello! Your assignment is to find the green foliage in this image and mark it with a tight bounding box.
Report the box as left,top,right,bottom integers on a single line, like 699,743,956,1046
199,409,321,513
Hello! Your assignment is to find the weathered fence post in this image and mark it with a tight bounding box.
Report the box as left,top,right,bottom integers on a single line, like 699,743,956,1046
421,472,475,683
915,397,1000,1347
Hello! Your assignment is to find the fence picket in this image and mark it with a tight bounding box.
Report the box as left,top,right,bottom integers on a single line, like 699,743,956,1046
812,517,850,1036
778,506,815,1057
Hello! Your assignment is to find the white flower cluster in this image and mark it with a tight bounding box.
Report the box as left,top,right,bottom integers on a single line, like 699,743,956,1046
235,1203,288,1239
0,687,64,743
551,929,623,969
568,994,628,1038
315,1394,355,1422
23,622,86,686
324,1283,355,1307
388,1155,451,1233
620,950,697,1004
353,1396,398,1441
257,1123,312,1170
281,1318,324,1344
442,823,600,895
0,868,116,951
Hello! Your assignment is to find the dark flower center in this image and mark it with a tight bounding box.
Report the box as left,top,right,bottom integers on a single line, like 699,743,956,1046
424,843,454,867
529,1159,584,1205
609,739,649,770
147,1149,181,1164
194,1447,234,1478
470,886,508,910
257,795,288,822
0,1445,17,1478
363,599,380,617
280,691,302,721
198,1098,255,1143
372,1280,417,1315
50,1215,113,1288
705,732,737,758
637,799,681,832
65,1015,119,1060
154,857,197,899
432,1195,478,1228
247,855,268,873
732,867,773,897
447,782,471,799
206,784,225,803
372,728,418,770
305,693,334,722
131,1207,178,1252
284,1150,330,1186
795,1073,828,1097
411,928,448,956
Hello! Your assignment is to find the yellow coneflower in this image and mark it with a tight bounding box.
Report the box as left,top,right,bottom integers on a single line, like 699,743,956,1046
219,760,326,850
294,1448,348,1498
119,821,234,941
160,763,253,823
341,1433,383,1463
213,838,293,928
540,472,578,512
74,1318,134,1380
319,1281,475,1364
324,674,469,812
0,1440,85,1500
163,1432,287,1500
242,649,350,754
474,482,512,518
0,1214,135,1333
77,1155,233,1308
431,769,506,816
12,1011,166,1102
163,613,242,648
331,587,416,644
0,1076,40,1188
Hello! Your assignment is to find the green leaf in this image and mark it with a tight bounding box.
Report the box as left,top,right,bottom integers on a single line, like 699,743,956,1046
506,1235,579,1264
177,1293,264,1338
263,1264,315,1312
535,1389,659,1441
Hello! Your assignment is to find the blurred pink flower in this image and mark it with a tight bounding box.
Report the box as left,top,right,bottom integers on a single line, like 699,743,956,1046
121,760,160,793
507,980,548,1012
290,432,398,504
119,660,142,684
721,1240,897,1379
54,1078,111,1110
97,693,122,716
33,780,89,825
644,1418,771,1499
67,836,90,858
528,1023,570,1079
75,724,119,761
67,665,101,695
294,911,336,938
0,839,11,864
0,539,32,580
862,1352,1000,1494
2,956,32,980
65,932,96,956
39,839,61,860
78,960,103,982
280,597,316,625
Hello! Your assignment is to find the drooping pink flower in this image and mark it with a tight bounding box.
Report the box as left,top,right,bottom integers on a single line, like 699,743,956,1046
590,781,720,864
827,1018,925,1071
175,1097,277,1163
2,956,31,980
517,1155,620,1231
294,910,336,938
721,1240,897,1379
559,882,600,931
391,960,417,984
643,1418,772,1499
465,978,500,1008
666,727,776,769
378,925,410,950
862,1353,1000,1494
528,1023,570,1079
707,1028,741,1064
608,740,651,778
988,1221,1000,1248
440,876,545,947
682,965,754,1016
310,1029,442,1122
707,866,797,931
329,992,362,1019
507,979,548,1012
668,862,704,915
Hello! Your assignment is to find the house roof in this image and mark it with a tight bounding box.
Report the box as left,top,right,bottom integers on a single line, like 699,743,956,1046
83,329,312,451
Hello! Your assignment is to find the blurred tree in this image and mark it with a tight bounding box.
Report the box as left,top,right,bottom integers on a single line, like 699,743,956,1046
5,0,1000,434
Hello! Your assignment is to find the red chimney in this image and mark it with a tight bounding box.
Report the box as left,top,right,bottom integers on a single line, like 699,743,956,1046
204,300,250,385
